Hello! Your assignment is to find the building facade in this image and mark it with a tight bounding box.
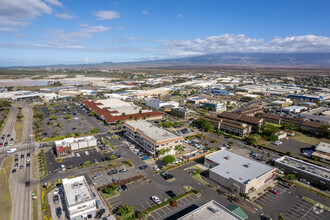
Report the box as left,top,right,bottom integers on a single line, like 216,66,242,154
124,120,184,157
62,176,96,220
204,101,227,112
55,136,97,156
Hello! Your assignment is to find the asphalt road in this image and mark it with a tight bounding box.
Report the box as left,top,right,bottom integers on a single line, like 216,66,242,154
11,104,33,220
0,106,17,153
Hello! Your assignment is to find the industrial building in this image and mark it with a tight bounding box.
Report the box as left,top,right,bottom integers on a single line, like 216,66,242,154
275,156,330,190
186,96,208,104
55,136,97,156
204,149,276,194
281,106,308,114
82,99,163,125
178,200,244,220
311,142,330,162
146,98,179,110
62,176,96,220
124,120,184,157
171,107,195,119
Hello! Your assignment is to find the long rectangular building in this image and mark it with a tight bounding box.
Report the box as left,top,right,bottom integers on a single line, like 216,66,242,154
82,99,163,125
205,149,276,194
124,120,184,156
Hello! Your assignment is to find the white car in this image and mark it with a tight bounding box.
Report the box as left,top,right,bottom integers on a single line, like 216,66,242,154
134,148,140,152
84,151,89,156
76,153,81,157
153,166,160,171
151,196,162,205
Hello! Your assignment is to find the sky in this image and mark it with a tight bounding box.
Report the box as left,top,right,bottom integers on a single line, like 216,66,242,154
0,0,329,66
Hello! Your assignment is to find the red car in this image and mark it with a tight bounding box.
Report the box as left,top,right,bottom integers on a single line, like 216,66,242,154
269,187,279,195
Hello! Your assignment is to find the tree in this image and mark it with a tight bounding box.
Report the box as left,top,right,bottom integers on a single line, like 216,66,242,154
90,110,96,116
286,151,293,156
64,114,71,119
261,124,279,136
110,155,117,160
244,134,261,145
278,213,285,220
317,125,330,138
117,204,134,217
284,173,296,180
102,185,117,194
175,145,183,153
192,119,214,132
129,115,133,120
49,115,57,120
121,112,126,117
281,122,296,131
162,155,175,164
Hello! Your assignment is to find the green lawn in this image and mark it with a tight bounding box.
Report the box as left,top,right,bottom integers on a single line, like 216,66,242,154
0,156,13,220
102,190,119,200
183,165,207,171
291,132,327,145
267,122,282,128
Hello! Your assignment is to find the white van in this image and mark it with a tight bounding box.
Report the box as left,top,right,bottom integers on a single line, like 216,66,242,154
61,164,66,171
7,148,17,154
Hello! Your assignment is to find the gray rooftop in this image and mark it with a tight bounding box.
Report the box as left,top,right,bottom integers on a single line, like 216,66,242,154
178,200,243,220
125,120,182,142
316,142,330,154
62,176,94,206
207,150,274,184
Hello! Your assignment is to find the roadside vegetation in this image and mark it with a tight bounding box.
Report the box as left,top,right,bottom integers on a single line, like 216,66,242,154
33,106,44,142
14,107,24,144
0,156,13,220
38,149,47,178
0,100,11,133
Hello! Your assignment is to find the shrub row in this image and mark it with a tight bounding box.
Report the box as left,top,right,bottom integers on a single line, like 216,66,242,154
98,175,144,191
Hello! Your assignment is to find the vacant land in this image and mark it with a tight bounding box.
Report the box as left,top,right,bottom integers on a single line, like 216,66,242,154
0,156,13,220
291,132,329,145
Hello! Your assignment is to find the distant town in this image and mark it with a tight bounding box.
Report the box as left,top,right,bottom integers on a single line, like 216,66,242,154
0,68,329,220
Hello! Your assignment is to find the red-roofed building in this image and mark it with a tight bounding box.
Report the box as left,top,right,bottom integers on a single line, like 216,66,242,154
82,99,163,125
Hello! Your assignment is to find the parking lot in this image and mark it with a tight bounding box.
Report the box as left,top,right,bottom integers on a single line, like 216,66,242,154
40,103,105,138
268,139,311,156
253,185,288,208
107,179,198,219
45,147,118,173
89,165,141,187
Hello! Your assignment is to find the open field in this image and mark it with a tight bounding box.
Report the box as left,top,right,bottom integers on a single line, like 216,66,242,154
0,156,13,220
291,132,329,145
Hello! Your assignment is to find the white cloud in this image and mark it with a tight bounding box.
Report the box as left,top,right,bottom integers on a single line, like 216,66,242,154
115,25,126,30
158,34,330,56
0,0,52,31
45,0,62,7
55,13,74,19
47,24,110,47
84,57,96,63
177,14,183,18
95,10,120,20
142,10,148,15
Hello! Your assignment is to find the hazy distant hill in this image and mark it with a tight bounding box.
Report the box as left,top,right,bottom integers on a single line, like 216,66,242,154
10,53,330,69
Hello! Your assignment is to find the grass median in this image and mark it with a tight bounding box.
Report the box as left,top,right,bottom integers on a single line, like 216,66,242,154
0,156,13,220
14,108,24,144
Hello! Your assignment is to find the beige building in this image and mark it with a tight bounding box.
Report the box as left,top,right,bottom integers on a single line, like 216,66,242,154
124,120,184,157
205,150,276,194
203,115,251,137
62,176,96,220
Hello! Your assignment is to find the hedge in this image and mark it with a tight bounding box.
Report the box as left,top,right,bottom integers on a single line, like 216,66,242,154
98,175,144,191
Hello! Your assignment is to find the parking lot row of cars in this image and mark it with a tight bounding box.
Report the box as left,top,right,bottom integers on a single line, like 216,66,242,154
150,190,177,205
184,139,208,150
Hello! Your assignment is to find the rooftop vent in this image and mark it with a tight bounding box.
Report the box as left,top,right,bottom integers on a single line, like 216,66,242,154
207,206,218,213
75,194,81,202
73,182,80,188
244,163,251,168
225,155,230,160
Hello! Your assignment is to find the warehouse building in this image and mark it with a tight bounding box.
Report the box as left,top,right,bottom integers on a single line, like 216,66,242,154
311,142,330,162
55,136,97,156
171,107,195,119
204,149,276,194
275,156,330,190
281,106,307,114
62,176,96,220
124,120,184,157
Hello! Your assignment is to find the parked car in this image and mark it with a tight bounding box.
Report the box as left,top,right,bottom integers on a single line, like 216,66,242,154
119,168,127,173
25,181,30,187
61,164,66,171
269,187,279,195
26,163,30,167
299,178,310,185
166,190,176,198
19,165,23,169
95,209,105,219
12,169,16,173
92,173,102,180
139,165,148,170
153,166,160,171
56,207,62,217
107,169,118,175
279,181,291,188
93,159,98,164
76,153,80,157
121,184,128,191
53,195,59,204
151,196,162,205
117,186,122,192
112,178,118,183
84,151,89,156
142,156,151,160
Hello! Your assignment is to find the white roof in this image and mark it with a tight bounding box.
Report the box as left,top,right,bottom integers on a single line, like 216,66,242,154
316,142,330,154
125,120,182,142
62,176,94,206
96,99,152,116
207,150,274,184
178,200,243,220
